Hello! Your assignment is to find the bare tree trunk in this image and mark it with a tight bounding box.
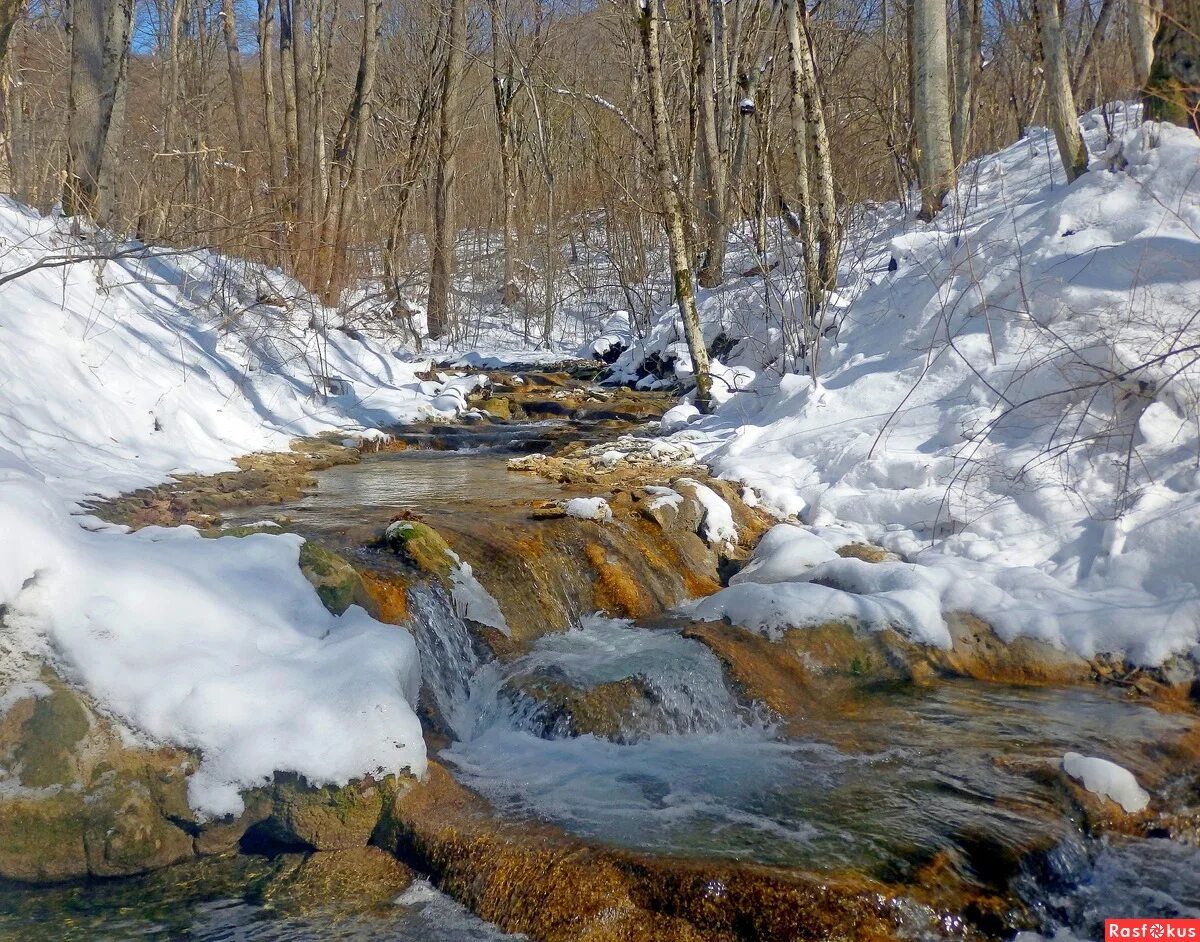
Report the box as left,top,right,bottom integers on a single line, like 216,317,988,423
696,0,729,288
427,0,466,340
911,0,955,218
1072,0,1116,97
951,0,982,165
489,0,521,306
316,0,381,301
1037,0,1088,181
63,0,133,220
638,0,713,412
1143,0,1199,127
0,0,22,193
783,0,839,375
1128,0,1161,85
221,0,259,224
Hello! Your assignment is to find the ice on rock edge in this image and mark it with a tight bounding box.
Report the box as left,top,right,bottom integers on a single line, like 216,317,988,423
1062,752,1150,813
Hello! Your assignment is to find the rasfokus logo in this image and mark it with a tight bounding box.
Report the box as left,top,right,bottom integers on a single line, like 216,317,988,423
1107,920,1200,939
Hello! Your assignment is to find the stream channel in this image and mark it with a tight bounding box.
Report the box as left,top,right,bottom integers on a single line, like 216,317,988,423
3,374,1199,940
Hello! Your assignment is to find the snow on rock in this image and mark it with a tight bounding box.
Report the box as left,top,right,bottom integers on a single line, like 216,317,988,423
0,476,425,817
614,109,1200,665
644,485,684,511
564,497,614,522
431,373,490,414
730,525,840,584
0,198,478,813
1062,752,1151,813
691,555,951,647
676,478,738,547
661,403,700,432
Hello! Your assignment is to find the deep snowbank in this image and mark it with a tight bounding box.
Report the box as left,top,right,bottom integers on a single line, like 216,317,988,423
617,107,1200,665
0,200,469,813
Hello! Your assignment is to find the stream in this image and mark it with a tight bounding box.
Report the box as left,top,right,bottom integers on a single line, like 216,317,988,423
5,380,1199,940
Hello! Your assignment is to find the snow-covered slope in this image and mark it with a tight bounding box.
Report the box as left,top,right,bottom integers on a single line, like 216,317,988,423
618,106,1200,665
0,200,480,813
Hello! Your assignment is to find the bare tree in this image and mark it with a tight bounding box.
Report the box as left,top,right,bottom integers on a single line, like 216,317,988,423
911,0,955,218
1129,0,1162,85
63,0,133,219
427,0,467,340
1036,0,1088,180
0,0,23,192
951,0,982,165
638,0,712,411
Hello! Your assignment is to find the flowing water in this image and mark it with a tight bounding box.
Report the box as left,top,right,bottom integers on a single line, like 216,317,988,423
9,393,1200,940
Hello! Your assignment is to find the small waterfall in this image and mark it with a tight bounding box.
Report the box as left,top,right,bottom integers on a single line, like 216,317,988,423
405,585,482,737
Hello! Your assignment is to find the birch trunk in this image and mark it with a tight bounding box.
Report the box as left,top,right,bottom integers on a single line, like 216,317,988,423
638,0,713,412
1128,0,1161,85
1036,0,1088,181
912,0,954,218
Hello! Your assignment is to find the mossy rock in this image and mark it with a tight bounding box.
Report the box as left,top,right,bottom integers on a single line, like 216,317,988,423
383,520,455,579
249,847,414,913
11,682,90,788
0,793,91,882
298,541,375,616
252,775,404,851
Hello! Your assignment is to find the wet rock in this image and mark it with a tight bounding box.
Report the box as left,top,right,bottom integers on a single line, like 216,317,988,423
249,774,404,851
250,847,415,913
500,669,663,741
383,518,456,579
298,541,376,616
938,613,1091,686
376,762,905,942
0,673,196,882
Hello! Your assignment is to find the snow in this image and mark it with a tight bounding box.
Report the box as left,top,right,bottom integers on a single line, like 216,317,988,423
0,479,425,816
615,107,1200,666
729,524,839,584
1062,752,1150,813
0,199,468,814
564,497,614,522
676,478,738,546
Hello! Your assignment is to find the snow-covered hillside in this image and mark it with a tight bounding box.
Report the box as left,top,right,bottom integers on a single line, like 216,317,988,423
616,106,1200,666
0,200,486,813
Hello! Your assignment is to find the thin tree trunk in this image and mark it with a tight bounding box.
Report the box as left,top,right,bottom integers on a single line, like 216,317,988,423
221,0,259,225
911,0,955,217
1037,0,1088,181
1071,0,1116,97
316,0,381,301
427,0,467,340
638,0,713,412
490,0,521,305
64,0,133,220
696,0,729,288
951,0,982,165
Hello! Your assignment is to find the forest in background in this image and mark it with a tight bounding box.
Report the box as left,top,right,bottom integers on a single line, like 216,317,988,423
0,0,1193,380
